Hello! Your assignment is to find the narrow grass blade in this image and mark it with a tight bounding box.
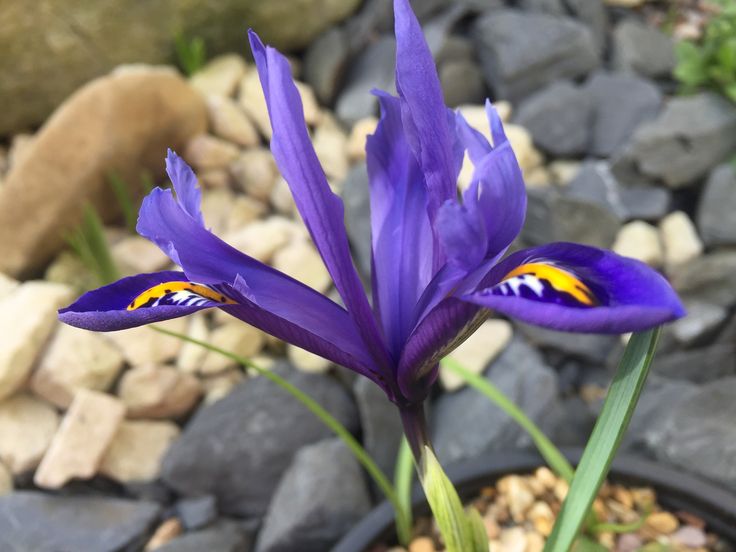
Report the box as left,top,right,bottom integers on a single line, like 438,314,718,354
65,204,119,286
152,324,413,545
441,357,575,483
108,172,138,234
174,33,207,76
543,328,661,552
394,437,414,542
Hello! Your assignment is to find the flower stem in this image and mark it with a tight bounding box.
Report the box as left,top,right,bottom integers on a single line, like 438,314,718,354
399,402,431,462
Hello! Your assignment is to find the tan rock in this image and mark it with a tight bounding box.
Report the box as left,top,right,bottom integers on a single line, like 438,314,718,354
548,160,581,186
44,251,98,291
529,501,554,536
645,511,679,534
408,537,435,552
99,420,180,483
0,272,18,301
506,124,543,173
287,345,331,374
201,323,266,374
105,317,187,367
238,69,272,139
176,315,210,373
223,217,305,263
272,240,331,292
119,365,202,419
0,66,206,277
199,168,232,189
230,148,278,200
184,134,240,171
347,116,378,161
111,235,171,276
659,211,703,272
613,221,663,268
313,114,349,181
295,81,322,127
190,54,247,98
457,103,512,138
499,527,527,552
206,94,259,147
144,517,184,551
225,196,269,232
0,461,11,496
8,133,35,170
35,390,125,488
0,281,74,400
0,393,59,474
201,188,237,235
440,319,513,391
270,176,298,215
525,166,551,187
31,325,125,409
201,369,245,404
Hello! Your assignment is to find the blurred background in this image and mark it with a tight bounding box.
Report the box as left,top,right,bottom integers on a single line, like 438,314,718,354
0,0,734,550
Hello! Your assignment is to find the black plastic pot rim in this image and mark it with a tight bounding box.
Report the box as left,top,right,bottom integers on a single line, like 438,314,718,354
333,448,736,552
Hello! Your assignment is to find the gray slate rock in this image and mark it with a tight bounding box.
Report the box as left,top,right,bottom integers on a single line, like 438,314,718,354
625,93,736,188
353,377,403,488
547,397,595,447
565,0,608,53
342,163,372,279
516,322,618,364
673,251,736,307
440,59,487,107
643,377,736,488
652,344,736,383
432,338,559,464
618,186,672,221
336,36,396,126
176,495,218,531
255,439,372,552
303,27,350,105
473,9,599,102
585,71,663,157
612,19,675,78
565,161,628,220
514,80,592,156
161,366,358,517
0,492,160,552
697,164,736,247
157,521,251,552
669,300,728,348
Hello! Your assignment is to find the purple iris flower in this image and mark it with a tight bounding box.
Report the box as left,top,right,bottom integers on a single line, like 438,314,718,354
59,0,683,453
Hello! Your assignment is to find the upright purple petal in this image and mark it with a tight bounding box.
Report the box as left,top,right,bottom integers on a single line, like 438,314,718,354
367,92,434,354
166,149,204,225
462,242,686,333
248,30,393,372
393,0,457,217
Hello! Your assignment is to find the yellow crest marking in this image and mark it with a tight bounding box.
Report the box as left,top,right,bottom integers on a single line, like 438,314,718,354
502,262,597,306
127,281,237,311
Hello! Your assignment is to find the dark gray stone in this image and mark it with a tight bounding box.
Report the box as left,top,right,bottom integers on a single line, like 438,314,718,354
342,163,372,279
585,71,662,157
669,301,728,348
518,0,565,15
546,397,595,447
161,366,359,518
0,492,160,552
353,377,403,487
697,164,736,247
336,36,396,126
565,0,608,53
432,338,559,464
651,344,736,383
255,439,372,552
643,377,736,488
434,35,475,66
516,322,618,364
303,27,349,105
673,251,736,307
565,161,627,219
472,9,599,102
618,186,671,221
625,93,736,189
440,59,487,107
612,19,675,78
514,80,592,156
157,521,251,552
176,495,218,531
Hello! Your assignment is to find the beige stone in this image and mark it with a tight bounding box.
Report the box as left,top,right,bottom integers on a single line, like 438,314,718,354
238,69,272,139
525,166,551,187
499,527,527,552
223,217,305,263
198,168,231,189
184,134,240,171
144,517,184,551
206,94,259,147
190,54,247,98
44,251,98,291
272,240,331,292
225,196,269,232
287,345,331,374
35,390,125,488
440,319,513,391
0,66,206,277
505,124,543,173
408,537,435,552
0,281,74,401
0,272,18,301
548,160,581,186
105,317,187,367
230,148,278,200
659,211,703,272
31,325,125,409
0,393,59,474
119,365,202,419
99,420,180,483
295,81,322,127
270,176,298,215
201,323,266,374
112,235,171,276
347,117,378,161
313,114,348,181
8,134,35,170
176,315,210,373
613,221,663,268
0,461,11,496
201,187,237,235
202,369,246,404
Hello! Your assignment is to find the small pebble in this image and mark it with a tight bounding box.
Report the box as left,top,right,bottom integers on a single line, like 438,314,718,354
645,511,679,534
671,526,708,548
408,536,435,552
144,517,183,551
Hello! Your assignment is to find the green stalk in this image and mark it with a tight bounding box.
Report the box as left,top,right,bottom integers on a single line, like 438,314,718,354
151,325,412,545
394,437,415,537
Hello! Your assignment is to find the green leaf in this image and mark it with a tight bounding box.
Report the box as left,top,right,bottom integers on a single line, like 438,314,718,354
543,329,661,552
573,536,608,552
174,33,207,76
394,438,415,545
440,357,575,483
467,507,489,551
150,325,413,546
65,204,119,286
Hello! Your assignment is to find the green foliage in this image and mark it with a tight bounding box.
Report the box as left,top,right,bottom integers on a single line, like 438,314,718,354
107,172,138,234
394,438,415,540
674,2,736,102
175,33,207,76
65,204,119,286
